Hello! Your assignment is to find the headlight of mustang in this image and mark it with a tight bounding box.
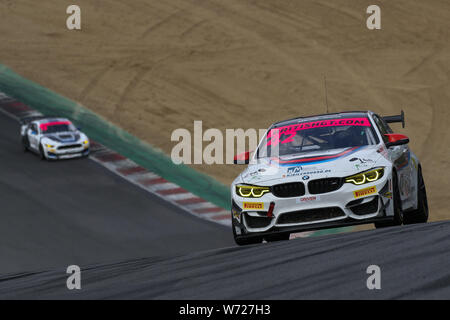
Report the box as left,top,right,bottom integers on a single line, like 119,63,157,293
83,140,89,145
345,167,384,185
45,143,55,148
236,185,270,198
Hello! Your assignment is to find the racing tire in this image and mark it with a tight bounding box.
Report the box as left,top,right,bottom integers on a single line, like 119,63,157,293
375,173,403,228
39,144,47,161
22,136,29,152
403,167,429,224
232,222,263,246
265,233,290,242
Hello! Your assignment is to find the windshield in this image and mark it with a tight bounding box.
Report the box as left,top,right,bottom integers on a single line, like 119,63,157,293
40,121,76,134
257,117,378,158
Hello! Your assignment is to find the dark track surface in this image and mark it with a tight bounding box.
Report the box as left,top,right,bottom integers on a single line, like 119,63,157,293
1,221,450,299
0,111,233,275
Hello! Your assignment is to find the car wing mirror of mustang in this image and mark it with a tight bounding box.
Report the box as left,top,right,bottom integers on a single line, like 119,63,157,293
233,151,252,164
384,133,409,148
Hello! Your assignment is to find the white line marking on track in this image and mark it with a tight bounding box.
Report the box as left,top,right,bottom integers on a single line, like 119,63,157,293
165,193,197,201
146,183,181,191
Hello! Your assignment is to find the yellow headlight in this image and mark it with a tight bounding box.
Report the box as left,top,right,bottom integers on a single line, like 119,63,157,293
83,140,89,145
236,185,270,198
45,144,55,148
345,168,384,185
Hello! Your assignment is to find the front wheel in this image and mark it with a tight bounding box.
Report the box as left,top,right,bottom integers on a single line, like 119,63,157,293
232,221,263,246
375,173,403,228
39,144,47,161
404,167,428,224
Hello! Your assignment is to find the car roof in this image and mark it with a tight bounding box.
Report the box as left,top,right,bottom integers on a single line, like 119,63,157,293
272,111,372,128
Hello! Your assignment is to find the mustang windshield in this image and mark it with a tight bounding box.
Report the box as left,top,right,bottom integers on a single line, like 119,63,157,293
257,117,378,158
40,121,76,134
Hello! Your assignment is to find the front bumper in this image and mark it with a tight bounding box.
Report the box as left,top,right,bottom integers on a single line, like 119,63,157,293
232,215,395,240
46,144,89,159
232,172,393,234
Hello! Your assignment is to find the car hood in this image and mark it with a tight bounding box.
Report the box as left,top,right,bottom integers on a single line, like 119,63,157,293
239,145,386,185
45,132,81,143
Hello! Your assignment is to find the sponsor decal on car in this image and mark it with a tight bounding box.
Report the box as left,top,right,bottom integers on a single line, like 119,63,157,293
232,207,240,219
296,195,320,203
349,157,374,163
353,186,377,198
287,166,331,177
267,117,371,146
39,121,71,131
243,202,264,210
242,170,259,179
412,157,418,170
287,166,302,177
382,191,393,199
349,157,376,170
399,172,411,197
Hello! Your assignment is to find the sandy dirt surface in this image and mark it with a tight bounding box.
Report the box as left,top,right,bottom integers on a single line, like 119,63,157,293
0,1,449,222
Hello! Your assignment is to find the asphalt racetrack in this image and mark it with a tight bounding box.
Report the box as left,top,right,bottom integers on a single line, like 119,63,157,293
0,111,449,299
1,221,450,299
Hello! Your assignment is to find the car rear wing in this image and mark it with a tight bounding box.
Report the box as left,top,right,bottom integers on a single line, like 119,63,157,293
19,115,60,125
382,110,405,128
19,115,47,125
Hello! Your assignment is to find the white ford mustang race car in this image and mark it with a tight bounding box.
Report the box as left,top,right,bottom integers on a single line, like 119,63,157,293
231,111,428,245
21,116,90,160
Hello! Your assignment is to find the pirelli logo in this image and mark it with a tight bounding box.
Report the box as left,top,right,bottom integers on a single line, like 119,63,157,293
354,186,377,198
243,202,264,210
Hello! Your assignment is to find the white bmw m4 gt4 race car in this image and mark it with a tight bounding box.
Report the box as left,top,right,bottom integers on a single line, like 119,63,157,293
231,111,428,245
20,116,90,160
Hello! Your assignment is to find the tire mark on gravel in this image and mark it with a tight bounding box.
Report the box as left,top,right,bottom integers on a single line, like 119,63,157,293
180,20,208,39
114,66,151,118
78,61,117,103
113,55,175,118
139,9,184,40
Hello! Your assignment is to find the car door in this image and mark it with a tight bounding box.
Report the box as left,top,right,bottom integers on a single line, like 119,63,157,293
372,114,414,206
28,123,40,151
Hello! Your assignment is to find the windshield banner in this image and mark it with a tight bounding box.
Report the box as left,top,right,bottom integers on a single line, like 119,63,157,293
40,121,71,131
267,117,371,146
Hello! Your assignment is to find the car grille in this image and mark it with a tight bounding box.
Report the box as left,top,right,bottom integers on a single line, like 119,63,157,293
277,207,345,225
271,182,305,198
348,196,379,215
58,144,82,150
244,214,273,228
308,178,343,194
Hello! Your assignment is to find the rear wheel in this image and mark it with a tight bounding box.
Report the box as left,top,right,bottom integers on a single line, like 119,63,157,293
375,173,403,228
22,136,29,152
403,167,428,224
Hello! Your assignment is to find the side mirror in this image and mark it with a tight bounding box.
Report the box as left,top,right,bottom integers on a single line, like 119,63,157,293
384,133,409,148
233,151,251,165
